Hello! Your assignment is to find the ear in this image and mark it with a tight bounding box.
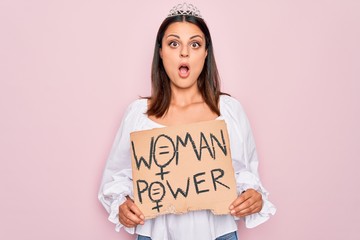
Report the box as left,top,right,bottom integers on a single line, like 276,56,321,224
205,49,208,58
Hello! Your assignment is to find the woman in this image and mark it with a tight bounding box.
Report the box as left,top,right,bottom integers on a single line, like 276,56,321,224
98,3,276,240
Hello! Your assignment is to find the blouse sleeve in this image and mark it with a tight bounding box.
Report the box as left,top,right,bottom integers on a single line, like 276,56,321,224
221,96,276,228
98,100,142,234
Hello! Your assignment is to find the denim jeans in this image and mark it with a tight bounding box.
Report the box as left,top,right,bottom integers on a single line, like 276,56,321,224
215,231,238,240
137,231,238,240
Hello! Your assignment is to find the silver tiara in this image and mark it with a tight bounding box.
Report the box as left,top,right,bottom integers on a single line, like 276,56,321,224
167,3,203,19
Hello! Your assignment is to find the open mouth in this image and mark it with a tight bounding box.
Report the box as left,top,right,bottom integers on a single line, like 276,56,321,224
178,63,190,78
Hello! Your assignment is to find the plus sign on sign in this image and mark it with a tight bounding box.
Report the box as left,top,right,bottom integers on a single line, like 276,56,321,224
130,120,237,219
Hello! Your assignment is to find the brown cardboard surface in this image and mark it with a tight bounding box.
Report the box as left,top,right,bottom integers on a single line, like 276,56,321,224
130,120,237,219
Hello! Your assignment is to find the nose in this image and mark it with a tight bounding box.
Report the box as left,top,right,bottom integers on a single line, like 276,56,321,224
180,46,189,58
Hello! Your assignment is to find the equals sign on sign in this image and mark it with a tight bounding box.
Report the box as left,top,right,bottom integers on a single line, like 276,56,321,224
159,145,169,155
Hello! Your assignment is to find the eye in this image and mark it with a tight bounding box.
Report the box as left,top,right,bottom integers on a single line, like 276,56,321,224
190,42,201,48
169,41,179,48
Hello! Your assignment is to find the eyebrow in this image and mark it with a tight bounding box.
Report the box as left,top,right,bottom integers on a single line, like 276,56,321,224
166,34,204,40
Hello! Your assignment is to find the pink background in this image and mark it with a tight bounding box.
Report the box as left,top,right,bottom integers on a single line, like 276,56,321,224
1,0,359,239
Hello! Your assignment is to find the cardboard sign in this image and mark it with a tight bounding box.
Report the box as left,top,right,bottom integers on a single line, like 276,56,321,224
130,120,237,219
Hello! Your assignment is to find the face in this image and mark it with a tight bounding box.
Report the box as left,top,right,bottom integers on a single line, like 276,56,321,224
160,21,208,92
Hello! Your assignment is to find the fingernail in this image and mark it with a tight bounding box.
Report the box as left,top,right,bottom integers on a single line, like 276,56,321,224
140,221,144,225
229,205,234,210
230,210,235,214
140,215,145,220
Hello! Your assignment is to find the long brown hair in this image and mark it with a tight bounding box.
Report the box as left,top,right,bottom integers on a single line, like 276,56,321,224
146,15,225,118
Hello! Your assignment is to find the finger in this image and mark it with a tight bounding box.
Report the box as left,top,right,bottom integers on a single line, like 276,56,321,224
124,201,144,225
125,196,144,220
229,192,250,210
127,200,145,223
235,207,262,217
119,200,144,227
230,190,262,215
119,213,138,228
125,201,145,225
119,207,135,227
232,200,262,217
240,189,258,200
119,205,134,227
231,197,255,214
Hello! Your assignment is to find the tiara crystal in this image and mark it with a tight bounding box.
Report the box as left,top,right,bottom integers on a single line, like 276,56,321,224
167,3,203,19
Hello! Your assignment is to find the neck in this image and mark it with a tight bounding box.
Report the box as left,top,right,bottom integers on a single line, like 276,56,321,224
170,87,203,107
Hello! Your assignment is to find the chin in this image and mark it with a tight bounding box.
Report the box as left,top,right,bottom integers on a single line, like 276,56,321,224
173,82,198,90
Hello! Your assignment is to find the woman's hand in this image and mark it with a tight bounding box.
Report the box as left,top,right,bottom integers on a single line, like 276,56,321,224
118,196,145,228
229,189,263,217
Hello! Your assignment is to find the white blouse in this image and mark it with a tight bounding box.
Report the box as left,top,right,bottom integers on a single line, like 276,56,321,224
98,95,276,240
